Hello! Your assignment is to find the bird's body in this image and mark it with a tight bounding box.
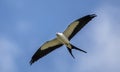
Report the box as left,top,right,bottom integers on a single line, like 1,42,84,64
30,14,97,65
56,32,71,48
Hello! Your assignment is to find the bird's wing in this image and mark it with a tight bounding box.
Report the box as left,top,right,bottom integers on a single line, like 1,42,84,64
30,38,63,65
63,14,96,40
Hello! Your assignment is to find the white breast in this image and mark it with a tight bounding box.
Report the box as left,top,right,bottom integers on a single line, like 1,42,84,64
56,32,70,45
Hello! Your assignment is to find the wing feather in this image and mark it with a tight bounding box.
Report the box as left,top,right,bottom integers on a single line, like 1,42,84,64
30,38,63,65
63,14,96,40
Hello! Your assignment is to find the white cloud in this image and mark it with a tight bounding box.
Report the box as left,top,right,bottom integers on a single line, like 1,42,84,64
0,36,20,72
73,3,120,72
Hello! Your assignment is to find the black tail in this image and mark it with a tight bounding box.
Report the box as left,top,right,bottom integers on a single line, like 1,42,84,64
67,48,75,59
67,44,87,58
71,44,87,53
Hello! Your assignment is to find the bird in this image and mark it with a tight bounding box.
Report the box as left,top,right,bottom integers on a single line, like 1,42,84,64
30,14,97,65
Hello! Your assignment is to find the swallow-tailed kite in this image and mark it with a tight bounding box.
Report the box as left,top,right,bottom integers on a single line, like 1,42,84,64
30,14,96,65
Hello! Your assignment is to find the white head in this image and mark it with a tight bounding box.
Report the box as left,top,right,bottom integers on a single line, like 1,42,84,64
56,32,63,36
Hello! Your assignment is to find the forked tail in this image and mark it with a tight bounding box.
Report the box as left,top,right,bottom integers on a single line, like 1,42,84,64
67,44,87,58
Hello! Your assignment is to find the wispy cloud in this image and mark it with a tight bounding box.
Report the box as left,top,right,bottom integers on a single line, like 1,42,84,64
0,36,20,72
73,3,120,72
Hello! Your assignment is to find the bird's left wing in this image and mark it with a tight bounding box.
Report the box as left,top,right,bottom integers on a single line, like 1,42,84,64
30,38,63,65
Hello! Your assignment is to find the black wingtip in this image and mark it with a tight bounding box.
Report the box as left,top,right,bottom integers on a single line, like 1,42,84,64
29,59,34,65
76,14,97,22
90,14,97,18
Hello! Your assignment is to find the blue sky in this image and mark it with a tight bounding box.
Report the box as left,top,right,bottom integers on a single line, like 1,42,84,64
0,0,120,72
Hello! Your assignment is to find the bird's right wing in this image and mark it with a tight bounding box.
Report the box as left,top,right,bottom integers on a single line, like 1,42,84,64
30,38,63,65
63,14,96,40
